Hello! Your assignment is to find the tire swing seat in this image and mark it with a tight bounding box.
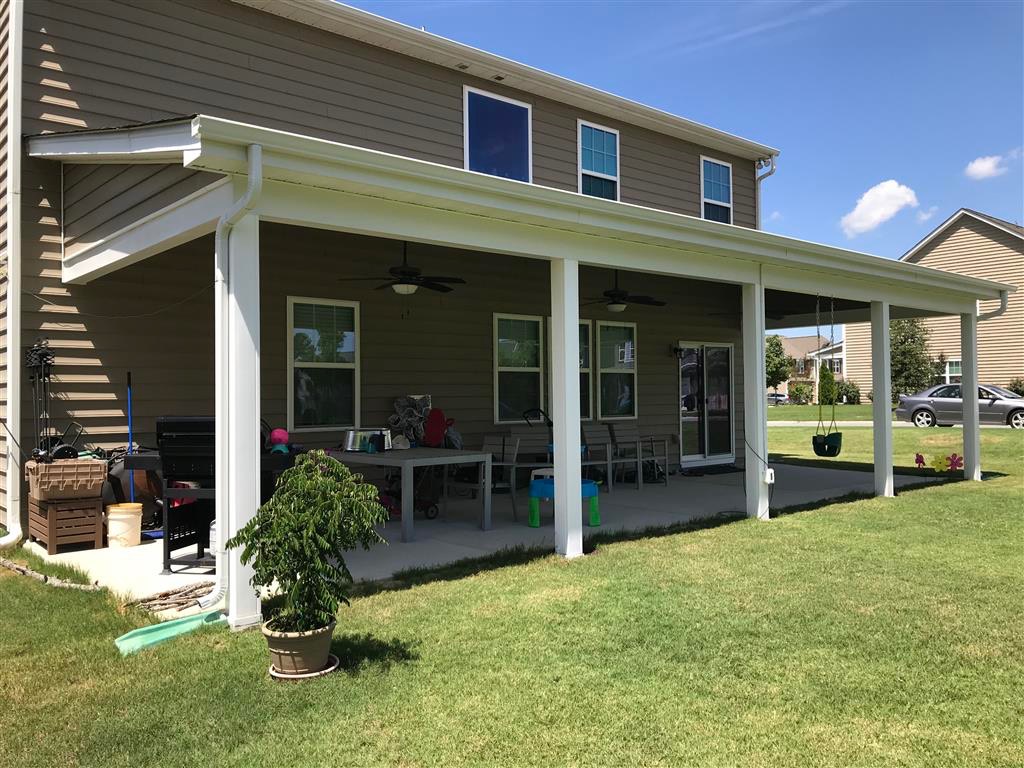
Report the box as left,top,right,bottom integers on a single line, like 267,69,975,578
810,295,843,458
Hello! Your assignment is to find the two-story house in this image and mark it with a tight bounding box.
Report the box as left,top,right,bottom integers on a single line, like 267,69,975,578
0,0,1009,626
845,209,1024,392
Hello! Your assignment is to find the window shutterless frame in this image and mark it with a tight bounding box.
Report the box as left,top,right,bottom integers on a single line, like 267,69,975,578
577,119,620,201
700,155,733,224
463,85,533,183
287,296,361,433
677,339,736,466
549,319,594,421
493,312,544,424
597,320,638,421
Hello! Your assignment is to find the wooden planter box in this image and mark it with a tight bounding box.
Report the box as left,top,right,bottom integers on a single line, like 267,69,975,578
28,497,104,555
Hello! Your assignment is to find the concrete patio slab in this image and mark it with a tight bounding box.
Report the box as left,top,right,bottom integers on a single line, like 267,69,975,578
30,463,942,598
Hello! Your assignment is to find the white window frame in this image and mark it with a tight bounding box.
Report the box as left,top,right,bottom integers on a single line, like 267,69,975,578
494,312,544,424
700,155,733,224
942,358,962,384
463,85,533,183
577,119,620,201
579,319,594,421
287,296,361,433
597,320,638,421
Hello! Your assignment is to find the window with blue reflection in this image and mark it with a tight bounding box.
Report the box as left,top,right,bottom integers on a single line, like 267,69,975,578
580,123,618,200
702,159,732,223
466,90,531,182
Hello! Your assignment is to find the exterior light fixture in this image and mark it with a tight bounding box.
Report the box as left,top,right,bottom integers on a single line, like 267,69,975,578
607,302,627,313
391,282,418,296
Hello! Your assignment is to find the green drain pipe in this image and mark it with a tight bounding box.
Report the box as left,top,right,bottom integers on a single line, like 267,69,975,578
115,610,227,656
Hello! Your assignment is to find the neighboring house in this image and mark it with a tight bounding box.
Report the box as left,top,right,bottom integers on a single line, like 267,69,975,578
769,335,825,397
808,340,845,402
0,1,1009,626
845,209,1024,392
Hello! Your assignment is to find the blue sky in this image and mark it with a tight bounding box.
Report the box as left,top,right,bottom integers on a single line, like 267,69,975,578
351,1,1023,335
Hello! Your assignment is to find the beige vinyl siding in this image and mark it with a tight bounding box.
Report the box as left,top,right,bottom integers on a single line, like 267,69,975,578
63,164,219,260
843,322,872,391
0,0,9,525
19,220,744,469
844,215,1024,390
25,0,757,225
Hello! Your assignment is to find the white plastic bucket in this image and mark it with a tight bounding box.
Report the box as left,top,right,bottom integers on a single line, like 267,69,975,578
106,503,143,548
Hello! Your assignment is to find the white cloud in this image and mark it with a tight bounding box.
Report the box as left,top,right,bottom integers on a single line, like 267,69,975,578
840,180,918,238
768,210,783,222
965,155,1008,180
916,205,938,223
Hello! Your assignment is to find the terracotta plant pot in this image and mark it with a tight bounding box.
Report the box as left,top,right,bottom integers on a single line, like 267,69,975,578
262,620,336,675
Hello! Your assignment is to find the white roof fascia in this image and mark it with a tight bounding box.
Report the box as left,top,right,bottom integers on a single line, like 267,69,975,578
25,119,198,163
902,208,1024,263
230,0,778,162
31,115,1011,304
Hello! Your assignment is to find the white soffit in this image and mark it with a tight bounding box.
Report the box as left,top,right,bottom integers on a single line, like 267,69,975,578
28,115,1011,304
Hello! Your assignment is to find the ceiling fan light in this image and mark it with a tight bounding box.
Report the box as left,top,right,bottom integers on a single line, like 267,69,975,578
391,282,418,295
607,301,627,313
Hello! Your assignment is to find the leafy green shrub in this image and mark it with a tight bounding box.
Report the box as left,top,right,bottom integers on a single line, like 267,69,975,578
818,362,837,405
789,383,813,405
226,450,388,632
836,380,861,404
1008,377,1024,397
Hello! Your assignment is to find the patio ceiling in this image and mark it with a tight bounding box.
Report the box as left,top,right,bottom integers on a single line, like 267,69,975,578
28,115,1012,321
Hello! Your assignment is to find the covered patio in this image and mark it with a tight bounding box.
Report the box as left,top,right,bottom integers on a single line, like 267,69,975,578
31,462,943,597
22,115,1009,627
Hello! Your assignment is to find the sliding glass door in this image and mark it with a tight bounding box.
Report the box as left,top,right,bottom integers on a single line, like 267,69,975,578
679,342,735,465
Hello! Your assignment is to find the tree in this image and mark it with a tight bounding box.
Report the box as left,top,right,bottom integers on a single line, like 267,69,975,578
890,318,934,402
818,361,837,405
764,335,793,395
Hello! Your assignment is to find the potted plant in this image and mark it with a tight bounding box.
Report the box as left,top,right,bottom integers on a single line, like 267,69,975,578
226,449,387,676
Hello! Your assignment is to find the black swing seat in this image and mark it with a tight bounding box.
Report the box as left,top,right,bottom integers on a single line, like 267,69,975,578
812,432,843,457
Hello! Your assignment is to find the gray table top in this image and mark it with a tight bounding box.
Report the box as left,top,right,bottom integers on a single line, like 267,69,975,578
328,447,490,468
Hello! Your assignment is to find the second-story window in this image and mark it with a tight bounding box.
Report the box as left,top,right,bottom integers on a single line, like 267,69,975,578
701,157,732,224
464,86,532,183
579,120,619,200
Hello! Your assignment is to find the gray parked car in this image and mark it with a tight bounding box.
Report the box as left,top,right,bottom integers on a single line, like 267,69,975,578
896,384,1024,428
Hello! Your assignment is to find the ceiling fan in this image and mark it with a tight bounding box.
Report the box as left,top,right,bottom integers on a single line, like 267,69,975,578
337,242,466,295
584,270,666,312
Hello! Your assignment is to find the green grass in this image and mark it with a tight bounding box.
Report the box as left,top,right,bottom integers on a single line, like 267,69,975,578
1,433,1022,767
768,403,877,421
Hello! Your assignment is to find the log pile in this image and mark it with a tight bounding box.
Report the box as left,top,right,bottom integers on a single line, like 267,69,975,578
125,581,215,613
0,555,103,591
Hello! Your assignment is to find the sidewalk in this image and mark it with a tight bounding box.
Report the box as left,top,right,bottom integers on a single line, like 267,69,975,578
769,421,1010,429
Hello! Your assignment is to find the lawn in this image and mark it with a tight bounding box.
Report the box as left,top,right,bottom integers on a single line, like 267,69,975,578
768,403,877,421
1,432,1022,767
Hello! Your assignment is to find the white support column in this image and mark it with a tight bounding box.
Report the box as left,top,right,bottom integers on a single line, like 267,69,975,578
871,301,894,497
960,309,981,481
550,259,583,558
742,281,770,520
225,213,262,628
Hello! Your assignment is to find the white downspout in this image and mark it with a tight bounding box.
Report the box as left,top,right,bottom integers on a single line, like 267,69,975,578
199,144,263,610
1,1,25,550
978,290,1009,321
755,155,777,230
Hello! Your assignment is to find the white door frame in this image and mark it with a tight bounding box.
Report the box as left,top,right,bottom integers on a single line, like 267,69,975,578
677,339,736,467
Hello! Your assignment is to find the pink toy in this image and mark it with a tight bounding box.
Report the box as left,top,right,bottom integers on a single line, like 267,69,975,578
946,453,963,472
270,428,289,445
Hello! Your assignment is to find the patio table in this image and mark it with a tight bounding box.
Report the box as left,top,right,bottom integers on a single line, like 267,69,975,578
328,448,492,543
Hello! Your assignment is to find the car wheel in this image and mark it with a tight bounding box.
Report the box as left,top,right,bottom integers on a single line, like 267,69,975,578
913,409,935,428
1009,410,1024,429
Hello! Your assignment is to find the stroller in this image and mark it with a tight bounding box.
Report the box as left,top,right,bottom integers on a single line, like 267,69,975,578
378,404,456,521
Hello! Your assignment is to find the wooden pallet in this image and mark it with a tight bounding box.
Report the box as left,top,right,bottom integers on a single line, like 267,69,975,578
28,497,104,555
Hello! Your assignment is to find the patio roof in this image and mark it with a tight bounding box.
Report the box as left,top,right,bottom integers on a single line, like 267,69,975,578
27,115,1012,321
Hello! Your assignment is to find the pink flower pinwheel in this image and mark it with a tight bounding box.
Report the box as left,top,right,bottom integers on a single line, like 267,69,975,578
946,453,964,472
